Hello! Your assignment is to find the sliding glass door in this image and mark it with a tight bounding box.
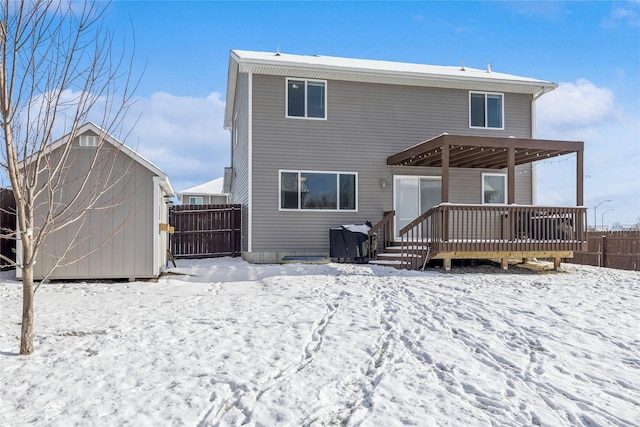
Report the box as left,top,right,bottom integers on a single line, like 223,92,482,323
394,176,441,238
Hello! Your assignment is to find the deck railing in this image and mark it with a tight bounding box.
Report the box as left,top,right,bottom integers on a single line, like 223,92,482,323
399,204,588,269
368,210,395,260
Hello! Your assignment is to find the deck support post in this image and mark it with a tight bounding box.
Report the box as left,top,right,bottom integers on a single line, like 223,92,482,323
507,147,515,205
554,257,561,270
443,258,451,271
501,258,509,270
441,143,449,203
576,149,584,207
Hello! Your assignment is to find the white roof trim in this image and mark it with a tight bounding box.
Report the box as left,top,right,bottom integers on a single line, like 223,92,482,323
21,122,175,196
224,50,558,129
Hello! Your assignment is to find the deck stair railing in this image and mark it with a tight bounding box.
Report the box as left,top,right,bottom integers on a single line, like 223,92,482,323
398,204,588,269
367,210,395,260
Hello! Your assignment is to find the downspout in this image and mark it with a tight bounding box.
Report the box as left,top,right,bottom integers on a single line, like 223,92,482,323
530,87,548,205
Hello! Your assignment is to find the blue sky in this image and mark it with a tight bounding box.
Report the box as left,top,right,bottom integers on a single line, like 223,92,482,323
100,1,639,226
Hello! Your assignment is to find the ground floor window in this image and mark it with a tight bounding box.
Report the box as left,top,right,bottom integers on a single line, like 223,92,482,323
482,173,507,204
280,170,357,211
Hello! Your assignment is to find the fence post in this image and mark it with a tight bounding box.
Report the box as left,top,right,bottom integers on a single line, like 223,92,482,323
602,234,607,268
230,206,236,256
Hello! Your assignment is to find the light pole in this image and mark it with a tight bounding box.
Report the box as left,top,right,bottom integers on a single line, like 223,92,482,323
594,199,611,231
601,209,614,231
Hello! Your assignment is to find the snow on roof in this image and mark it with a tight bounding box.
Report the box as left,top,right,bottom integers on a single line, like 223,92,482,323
178,177,226,196
231,50,552,85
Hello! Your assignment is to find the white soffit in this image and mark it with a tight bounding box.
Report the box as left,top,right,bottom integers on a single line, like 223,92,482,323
238,63,553,94
233,50,557,93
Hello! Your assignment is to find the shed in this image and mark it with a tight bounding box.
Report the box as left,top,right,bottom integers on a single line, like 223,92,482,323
16,122,175,280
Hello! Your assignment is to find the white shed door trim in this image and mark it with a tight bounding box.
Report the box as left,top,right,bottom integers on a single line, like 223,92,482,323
152,176,160,276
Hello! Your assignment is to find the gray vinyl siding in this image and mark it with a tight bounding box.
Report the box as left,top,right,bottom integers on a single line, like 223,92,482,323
31,140,155,280
249,75,534,254
230,72,251,251
515,164,533,204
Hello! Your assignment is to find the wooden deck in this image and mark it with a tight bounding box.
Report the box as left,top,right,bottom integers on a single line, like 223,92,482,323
369,205,588,270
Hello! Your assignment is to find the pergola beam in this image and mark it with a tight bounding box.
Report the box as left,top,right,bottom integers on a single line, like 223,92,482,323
387,134,585,207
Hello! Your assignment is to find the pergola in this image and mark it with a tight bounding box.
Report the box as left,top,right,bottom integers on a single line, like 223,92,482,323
387,134,585,206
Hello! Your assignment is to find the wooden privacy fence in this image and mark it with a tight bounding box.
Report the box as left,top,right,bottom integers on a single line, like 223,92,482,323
567,231,640,271
0,188,16,269
170,204,241,259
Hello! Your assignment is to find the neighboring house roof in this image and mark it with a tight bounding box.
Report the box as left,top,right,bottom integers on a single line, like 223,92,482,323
225,50,558,129
178,177,228,197
20,122,175,196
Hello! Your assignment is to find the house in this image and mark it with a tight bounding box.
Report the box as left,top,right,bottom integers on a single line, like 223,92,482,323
17,122,175,280
223,50,586,269
177,177,230,205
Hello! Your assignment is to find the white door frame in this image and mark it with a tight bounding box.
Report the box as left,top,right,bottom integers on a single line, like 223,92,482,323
393,175,442,238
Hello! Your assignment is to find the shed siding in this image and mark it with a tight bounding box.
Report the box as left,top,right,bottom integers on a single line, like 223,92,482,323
249,75,533,254
31,142,155,280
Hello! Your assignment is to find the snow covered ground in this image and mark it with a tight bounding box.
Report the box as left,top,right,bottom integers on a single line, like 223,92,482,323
1,258,639,426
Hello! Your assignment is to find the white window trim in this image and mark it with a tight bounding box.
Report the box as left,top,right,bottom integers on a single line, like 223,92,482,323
278,169,358,212
188,196,204,205
469,91,505,130
79,135,98,147
285,78,328,120
481,172,507,205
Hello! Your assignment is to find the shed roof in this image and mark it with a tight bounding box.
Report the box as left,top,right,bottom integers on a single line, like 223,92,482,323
225,50,558,129
21,122,174,196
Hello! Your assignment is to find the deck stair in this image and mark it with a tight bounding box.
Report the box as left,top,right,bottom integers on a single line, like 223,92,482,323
369,241,431,269
366,205,587,271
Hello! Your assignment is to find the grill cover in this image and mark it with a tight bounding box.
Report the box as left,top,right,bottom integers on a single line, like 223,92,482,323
329,227,369,260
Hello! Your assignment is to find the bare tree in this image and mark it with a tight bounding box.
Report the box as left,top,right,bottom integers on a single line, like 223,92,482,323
0,1,138,355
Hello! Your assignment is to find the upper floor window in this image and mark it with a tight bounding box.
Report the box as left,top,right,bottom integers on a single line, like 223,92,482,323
482,173,507,204
188,196,204,205
280,170,356,211
470,92,503,129
286,78,326,119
